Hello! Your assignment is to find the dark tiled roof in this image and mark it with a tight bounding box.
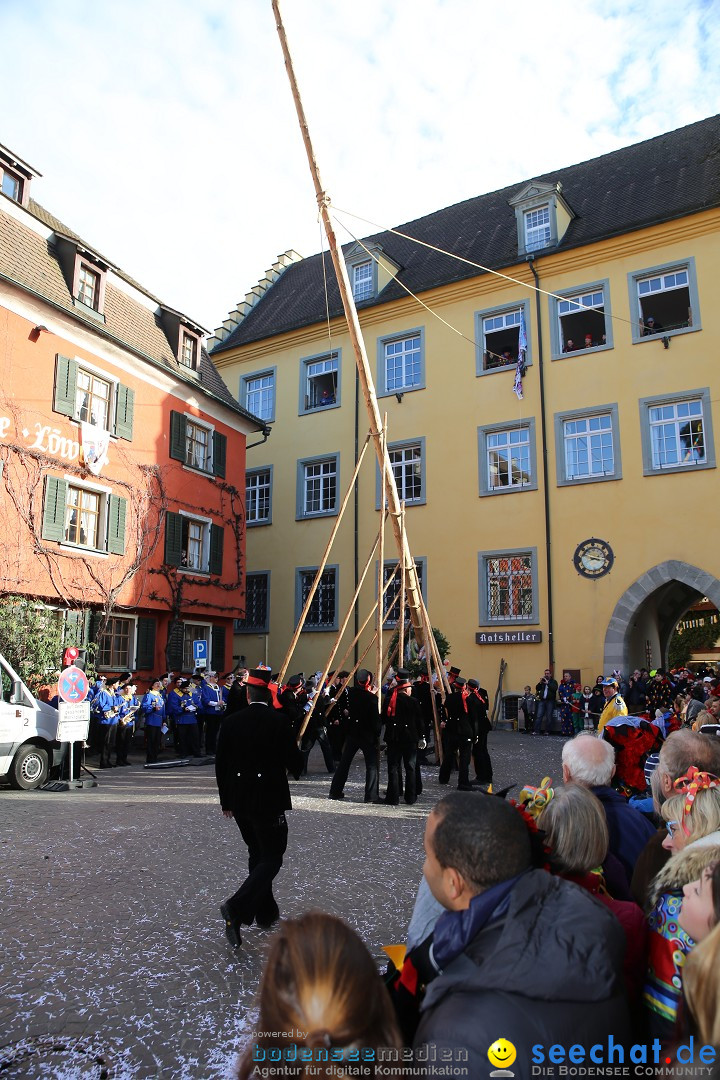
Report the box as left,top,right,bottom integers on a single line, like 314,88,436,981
213,113,720,352
0,199,261,424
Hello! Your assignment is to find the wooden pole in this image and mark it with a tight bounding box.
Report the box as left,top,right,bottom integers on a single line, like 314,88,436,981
296,512,385,741
376,414,386,713
398,502,406,670
272,0,425,649
277,432,371,686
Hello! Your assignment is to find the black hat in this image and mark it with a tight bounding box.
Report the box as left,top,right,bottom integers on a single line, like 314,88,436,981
467,678,479,689
248,668,272,686
395,668,411,685
454,676,467,688
449,667,461,677
356,669,372,686
176,677,190,688
287,674,304,688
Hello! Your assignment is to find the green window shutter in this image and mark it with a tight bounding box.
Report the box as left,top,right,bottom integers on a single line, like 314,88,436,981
54,355,78,417
164,510,183,566
211,624,226,673
107,494,127,555
88,612,102,647
209,523,224,576
136,617,156,670
167,620,184,671
169,411,187,462
212,431,227,479
41,476,67,541
114,384,135,440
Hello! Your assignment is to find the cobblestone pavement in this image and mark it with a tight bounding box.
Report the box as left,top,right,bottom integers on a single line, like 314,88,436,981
0,730,565,1079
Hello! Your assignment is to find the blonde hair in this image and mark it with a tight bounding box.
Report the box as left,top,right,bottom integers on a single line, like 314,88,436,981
661,786,720,843
538,783,609,874
683,922,720,1044
237,912,402,1079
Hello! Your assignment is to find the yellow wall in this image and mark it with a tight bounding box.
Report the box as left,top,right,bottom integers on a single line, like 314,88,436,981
215,209,720,693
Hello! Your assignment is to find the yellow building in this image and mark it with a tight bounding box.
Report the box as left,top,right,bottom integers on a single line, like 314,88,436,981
210,114,720,699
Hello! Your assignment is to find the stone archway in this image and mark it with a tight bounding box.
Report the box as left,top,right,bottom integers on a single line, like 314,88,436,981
603,561,720,674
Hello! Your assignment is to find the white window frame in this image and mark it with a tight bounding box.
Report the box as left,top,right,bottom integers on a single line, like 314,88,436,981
478,420,537,496
524,206,551,252
241,369,276,423
376,439,426,507
553,405,622,487
550,280,613,359
353,261,373,301
73,359,119,433
299,350,341,414
245,467,273,527
184,414,214,473
60,473,111,556
377,328,426,397
638,389,715,476
297,454,340,520
178,509,212,574
628,258,701,343
475,300,532,376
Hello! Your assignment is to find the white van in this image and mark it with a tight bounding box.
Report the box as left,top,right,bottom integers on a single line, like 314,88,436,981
0,653,64,789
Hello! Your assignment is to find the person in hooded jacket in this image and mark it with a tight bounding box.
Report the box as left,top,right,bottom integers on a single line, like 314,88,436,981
410,792,629,1077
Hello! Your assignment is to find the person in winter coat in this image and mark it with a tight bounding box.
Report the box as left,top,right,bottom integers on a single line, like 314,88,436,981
537,782,647,1016
411,793,629,1077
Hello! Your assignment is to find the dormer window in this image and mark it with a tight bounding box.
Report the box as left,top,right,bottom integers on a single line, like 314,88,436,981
353,261,373,301
180,330,199,371
0,144,38,207
524,206,551,252
71,253,106,318
77,263,101,310
345,242,400,304
509,181,574,258
1,167,22,203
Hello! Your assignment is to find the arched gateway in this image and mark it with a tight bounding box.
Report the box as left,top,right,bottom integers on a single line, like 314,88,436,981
604,561,720,674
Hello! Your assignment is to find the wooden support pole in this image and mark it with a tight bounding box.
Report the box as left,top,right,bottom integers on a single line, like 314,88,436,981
278,432,371,686
272,0,426,649
398,502,406,670
376,414,386,713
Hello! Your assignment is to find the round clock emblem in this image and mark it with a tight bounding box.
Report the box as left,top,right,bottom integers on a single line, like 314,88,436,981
573,538,614,578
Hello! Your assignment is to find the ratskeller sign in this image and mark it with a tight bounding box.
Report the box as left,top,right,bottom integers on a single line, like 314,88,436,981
476,631,543,645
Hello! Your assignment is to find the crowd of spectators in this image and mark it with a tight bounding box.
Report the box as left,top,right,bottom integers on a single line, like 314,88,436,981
235,666,720,1080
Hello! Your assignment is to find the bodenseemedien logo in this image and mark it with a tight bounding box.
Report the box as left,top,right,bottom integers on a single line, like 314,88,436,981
488,1038,516,1077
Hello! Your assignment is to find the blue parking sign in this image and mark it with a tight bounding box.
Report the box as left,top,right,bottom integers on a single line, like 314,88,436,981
193,639,208,667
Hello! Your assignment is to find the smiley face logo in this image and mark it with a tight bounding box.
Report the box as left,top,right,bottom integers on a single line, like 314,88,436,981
488,1039,517,1071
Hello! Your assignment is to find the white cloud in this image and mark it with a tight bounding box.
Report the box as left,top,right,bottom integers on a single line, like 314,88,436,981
1,0,718,334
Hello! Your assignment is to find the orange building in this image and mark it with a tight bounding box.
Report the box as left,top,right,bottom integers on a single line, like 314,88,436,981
0,143,264,683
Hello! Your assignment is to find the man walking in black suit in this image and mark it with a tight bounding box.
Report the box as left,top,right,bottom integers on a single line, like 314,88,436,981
215,668,303,950
328,669,382,803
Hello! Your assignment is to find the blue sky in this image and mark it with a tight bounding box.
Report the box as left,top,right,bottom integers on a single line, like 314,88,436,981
2,0,719,333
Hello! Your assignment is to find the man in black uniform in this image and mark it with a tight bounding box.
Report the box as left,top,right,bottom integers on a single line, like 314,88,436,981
438,676,474,790
328,669,382,803
324,670,351,768
215,668,304,950
278,673,305,737
383,669,423,805
467,677,493,786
